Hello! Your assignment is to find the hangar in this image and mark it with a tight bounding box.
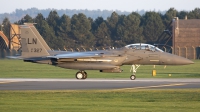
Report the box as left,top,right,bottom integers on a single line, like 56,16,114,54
0,24,21,58
0,31,9,49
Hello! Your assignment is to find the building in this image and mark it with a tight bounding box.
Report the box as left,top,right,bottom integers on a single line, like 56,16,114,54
173,18,200,59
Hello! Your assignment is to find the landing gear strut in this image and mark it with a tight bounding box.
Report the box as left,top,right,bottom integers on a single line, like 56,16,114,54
76,71,87,79
130,65,140,80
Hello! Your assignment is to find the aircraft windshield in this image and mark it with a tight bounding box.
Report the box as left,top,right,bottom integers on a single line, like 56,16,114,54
125,44,163,52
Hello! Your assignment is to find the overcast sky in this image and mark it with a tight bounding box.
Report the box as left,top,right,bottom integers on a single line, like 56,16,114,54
0,0,199,13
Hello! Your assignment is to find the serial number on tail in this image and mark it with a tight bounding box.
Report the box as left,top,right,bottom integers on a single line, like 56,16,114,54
31,48,42,53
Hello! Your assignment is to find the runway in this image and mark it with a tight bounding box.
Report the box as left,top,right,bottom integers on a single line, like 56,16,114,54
0,78,200,90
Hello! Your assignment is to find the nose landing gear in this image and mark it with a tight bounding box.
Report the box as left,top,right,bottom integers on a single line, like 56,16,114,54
130,65,140,80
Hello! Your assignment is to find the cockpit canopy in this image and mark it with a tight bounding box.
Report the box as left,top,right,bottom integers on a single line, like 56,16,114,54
125,43,163,52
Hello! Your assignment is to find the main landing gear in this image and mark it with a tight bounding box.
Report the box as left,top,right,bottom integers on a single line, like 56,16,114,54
130,65,140,80
76,71,87,79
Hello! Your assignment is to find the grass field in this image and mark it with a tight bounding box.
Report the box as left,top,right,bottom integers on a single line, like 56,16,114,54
0,60,200,112
0,89,200,112
0,59,200,78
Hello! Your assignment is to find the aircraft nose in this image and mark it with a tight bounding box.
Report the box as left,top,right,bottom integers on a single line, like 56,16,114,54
160,53,194,65
173,55,194,65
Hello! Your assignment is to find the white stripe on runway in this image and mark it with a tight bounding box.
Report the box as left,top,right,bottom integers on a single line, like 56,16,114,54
0,78,199,82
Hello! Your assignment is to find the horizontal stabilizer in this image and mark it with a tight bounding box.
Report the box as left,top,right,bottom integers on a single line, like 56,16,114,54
6,56,23,60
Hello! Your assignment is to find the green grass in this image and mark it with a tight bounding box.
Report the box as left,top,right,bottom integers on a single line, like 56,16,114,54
0,89,200,112
1,60,200,111
0,59,200,78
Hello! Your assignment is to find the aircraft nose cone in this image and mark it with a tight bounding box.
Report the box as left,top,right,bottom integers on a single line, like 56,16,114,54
160,52,194,65
174,56,194,65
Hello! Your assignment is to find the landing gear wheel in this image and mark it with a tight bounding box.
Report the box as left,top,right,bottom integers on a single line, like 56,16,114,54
82,72,87,79
76,71,87,79
130,75,136,80
76,72,84,79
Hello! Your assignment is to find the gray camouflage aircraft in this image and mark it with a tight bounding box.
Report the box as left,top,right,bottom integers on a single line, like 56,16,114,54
9,23,194,80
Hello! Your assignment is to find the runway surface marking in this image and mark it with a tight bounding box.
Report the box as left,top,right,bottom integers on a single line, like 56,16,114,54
116,83,187,90
0,78,199,82
0,81,21,84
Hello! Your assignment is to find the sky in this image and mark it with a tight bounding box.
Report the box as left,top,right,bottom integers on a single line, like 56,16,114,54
0,0,200,13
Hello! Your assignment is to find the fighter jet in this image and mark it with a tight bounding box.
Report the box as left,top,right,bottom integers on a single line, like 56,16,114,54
9,23,194,80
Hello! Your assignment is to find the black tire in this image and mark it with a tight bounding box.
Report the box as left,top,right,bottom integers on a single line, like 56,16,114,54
82,72,87,79
130,75,136,80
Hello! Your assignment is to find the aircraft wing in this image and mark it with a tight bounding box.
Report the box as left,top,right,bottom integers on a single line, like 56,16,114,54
48,52,120,59
47,51,124,63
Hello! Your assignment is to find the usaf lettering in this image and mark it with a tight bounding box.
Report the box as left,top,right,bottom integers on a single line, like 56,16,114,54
28,38,37,44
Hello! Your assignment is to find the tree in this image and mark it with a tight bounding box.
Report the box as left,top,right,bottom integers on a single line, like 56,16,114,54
116,12,144,46
178,11,188,19
188,8,200,19
57,14,72,48
34,13,46,31
16,14,34,25
91,17,104,33
34,13,64,49
46,10,60,36
23,14,34,23
2,17,10,38
71,13,95,48
95,22,111,47
162,8,178,26
57,14,71,38
142,11,165,43
107,12,119,41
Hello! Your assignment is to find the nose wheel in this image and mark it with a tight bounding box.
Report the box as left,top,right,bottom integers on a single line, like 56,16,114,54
130,74,136,80
76,71,87,79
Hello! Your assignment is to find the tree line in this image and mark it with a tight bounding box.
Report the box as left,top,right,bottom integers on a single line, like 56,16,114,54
1,8,200,50
0,8,151,23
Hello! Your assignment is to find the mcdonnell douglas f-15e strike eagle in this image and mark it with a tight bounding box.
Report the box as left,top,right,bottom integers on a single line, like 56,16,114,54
8,23,194,80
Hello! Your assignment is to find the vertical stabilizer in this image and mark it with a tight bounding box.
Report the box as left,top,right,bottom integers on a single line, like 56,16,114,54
20,23,50,57
29,24,51,51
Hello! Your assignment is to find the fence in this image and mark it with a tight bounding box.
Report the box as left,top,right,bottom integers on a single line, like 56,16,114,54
159,46,200,59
